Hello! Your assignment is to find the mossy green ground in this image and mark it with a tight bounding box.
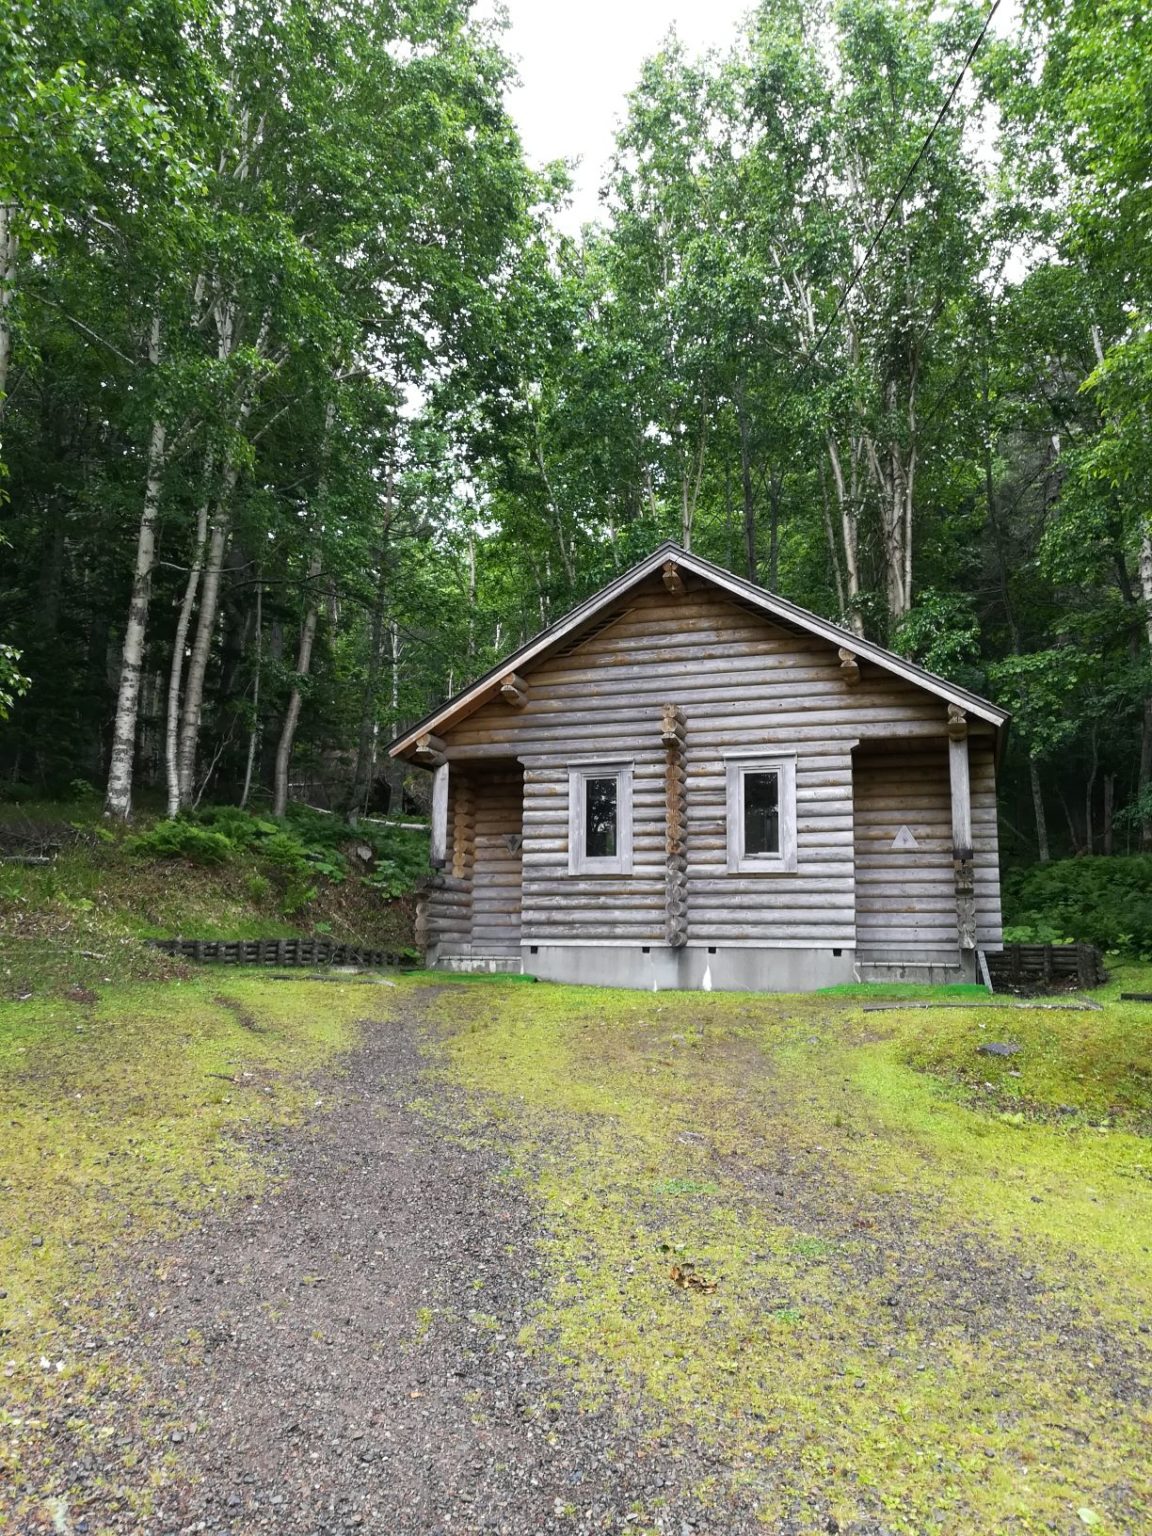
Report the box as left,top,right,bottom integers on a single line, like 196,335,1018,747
3,964,1150,1533
428,969,1152,1534
0,973,378,1518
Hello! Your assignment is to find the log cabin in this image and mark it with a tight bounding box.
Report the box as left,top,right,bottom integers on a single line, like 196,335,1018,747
389,542,1008,991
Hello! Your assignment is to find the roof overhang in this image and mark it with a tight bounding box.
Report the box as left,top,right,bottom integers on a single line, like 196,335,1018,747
389,541,1009,760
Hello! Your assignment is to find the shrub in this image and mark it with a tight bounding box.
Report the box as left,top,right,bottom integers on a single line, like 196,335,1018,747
245,872,273,904
127,821,233,866
1003,855,1152,957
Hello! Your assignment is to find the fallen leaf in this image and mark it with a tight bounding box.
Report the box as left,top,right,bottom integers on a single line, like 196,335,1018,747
669,1263,718,1294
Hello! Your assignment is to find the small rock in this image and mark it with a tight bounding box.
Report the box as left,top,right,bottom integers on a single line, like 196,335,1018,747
978,1042,1021,1057
30,1235,43,1248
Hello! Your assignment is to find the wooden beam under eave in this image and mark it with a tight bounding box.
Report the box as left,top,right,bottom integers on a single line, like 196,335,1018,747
500,672,528,708
662,560,686,596
413,731,447,767
838,648,860,686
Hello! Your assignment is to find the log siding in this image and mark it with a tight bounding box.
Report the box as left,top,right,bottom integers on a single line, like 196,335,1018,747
419,575,1002,957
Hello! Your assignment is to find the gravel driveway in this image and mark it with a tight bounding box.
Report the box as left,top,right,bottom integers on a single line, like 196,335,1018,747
50,988,747,1536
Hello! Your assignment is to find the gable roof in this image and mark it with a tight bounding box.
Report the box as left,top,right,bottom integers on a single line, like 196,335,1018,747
389,541,1008,758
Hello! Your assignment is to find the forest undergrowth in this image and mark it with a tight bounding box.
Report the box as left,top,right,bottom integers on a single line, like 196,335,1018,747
0,798,424,998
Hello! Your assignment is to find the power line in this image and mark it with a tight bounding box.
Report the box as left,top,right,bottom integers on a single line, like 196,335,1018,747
805,0,1003,369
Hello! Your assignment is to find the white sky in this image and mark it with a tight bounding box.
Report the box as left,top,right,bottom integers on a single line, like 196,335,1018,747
492,0,1023,236
496,0,754,233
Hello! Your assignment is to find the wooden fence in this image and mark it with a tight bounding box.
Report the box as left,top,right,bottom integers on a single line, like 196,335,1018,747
985,943,1105,989
146,937,413,969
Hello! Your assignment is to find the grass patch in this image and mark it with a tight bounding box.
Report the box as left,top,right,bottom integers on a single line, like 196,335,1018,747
425,976,1152,1534
0,973,384,1522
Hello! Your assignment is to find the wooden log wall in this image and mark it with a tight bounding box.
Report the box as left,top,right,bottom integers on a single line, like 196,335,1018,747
467,766,523,958
432,575,1002,953
853,741,1001,962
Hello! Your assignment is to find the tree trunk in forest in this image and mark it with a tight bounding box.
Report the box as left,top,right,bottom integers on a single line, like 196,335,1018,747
1139,699,1152,852
466,532,477,659
736,394,756,582
1137,528,1152,849
350,454,396,813
825,436,863,635
104,315,166,819
1104,773,1115,855
1085,726,1098,855
679,402,709,553
0,204,17,416
165,476,211,816
350,574,386,813
239,573,262,809
767,466,782,593
176,484,233,808
1057,789,1081,855
818,463,847,615
272,546,323,818
1029,758,1050,863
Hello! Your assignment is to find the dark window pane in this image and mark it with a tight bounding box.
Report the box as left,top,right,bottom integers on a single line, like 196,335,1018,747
743,770,779,855
585,776,618,859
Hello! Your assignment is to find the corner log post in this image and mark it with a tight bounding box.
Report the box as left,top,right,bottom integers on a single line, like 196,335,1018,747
947,705,977,974
499,672,528,708
430,762,449,868
662,703,688,948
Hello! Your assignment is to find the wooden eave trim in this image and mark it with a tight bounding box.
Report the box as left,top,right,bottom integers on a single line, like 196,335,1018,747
388,541,1008,760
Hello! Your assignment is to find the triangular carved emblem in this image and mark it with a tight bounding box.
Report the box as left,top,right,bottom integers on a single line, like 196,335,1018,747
892,825,919,850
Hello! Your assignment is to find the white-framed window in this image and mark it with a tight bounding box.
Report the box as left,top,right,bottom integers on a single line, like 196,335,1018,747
568,762,634,875
725,754,797,873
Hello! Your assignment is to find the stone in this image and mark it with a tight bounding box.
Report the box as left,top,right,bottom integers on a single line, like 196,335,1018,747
977,1042,1020,1057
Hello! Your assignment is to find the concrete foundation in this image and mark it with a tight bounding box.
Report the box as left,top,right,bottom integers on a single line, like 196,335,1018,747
434,953,523,975
856,951,977,986
513,944,857,992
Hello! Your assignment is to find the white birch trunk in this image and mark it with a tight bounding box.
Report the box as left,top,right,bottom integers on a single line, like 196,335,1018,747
826,436,864,635
239,574,262,809
272,546,323,818
104,316,166,820
165,472,211,816
176,484,232,807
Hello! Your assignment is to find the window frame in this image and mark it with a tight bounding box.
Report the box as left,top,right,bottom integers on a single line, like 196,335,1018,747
725,753,797,874
568,761,634,876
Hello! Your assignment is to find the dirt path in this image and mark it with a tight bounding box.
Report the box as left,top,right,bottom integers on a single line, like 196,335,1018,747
52,991,744,1536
